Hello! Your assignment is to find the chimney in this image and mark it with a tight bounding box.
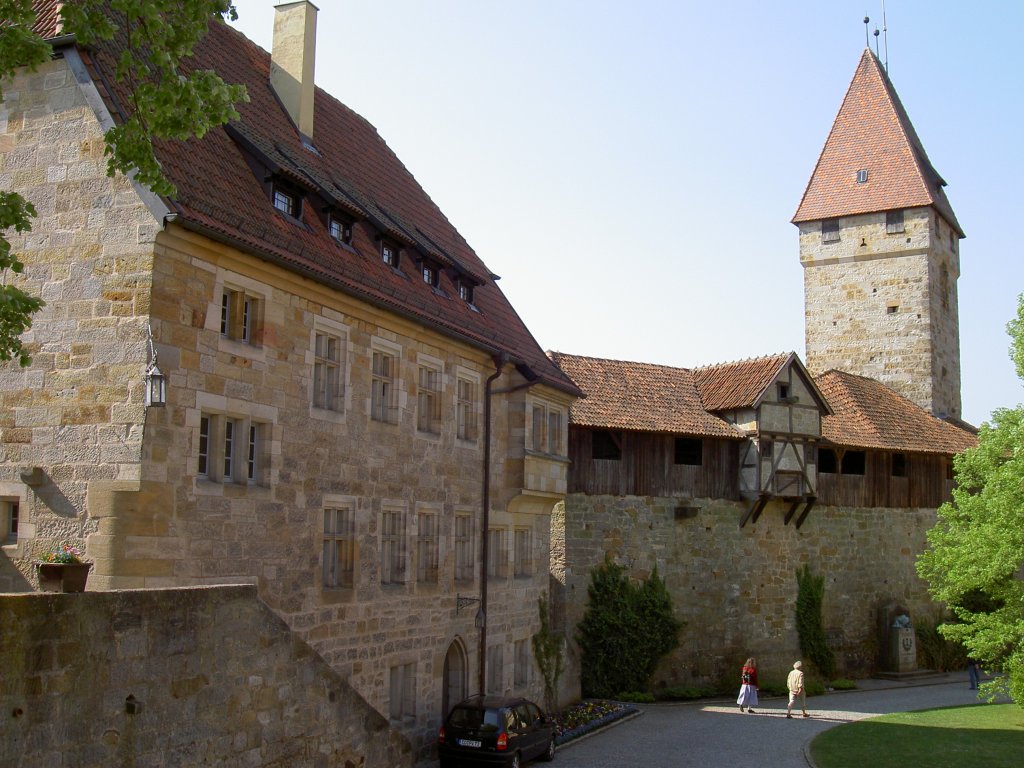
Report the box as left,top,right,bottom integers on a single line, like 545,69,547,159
270,1,318,140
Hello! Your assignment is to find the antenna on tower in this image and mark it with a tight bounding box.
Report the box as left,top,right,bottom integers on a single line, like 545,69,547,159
863,15,870,48
882,0,889,72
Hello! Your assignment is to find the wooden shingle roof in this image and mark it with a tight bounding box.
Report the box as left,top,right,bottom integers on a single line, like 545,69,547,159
792,49,963,237
33,3,579,396
818,370,976,454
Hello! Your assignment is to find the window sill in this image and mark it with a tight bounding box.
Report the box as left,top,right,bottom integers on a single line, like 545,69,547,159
310,405,347,425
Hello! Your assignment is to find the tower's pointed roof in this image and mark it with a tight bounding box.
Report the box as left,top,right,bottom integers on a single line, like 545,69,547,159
792,49,963,236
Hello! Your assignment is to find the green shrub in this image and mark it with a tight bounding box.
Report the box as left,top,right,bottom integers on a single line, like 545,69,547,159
616,691,655,703
915,613,969,672
795,564,836,679
757,680,789,697
655,686,716,701
576,558,682,698
829,678,857,690
805,679,827,697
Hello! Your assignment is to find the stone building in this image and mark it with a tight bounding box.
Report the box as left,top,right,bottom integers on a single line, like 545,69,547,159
794,49,965,420
0,2,578,757
548,49,977,693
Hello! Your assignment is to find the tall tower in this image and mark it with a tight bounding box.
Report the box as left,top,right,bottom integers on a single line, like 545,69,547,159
793,50,964,420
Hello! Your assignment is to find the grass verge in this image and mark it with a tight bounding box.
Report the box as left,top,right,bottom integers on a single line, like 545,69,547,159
809,703,1024,768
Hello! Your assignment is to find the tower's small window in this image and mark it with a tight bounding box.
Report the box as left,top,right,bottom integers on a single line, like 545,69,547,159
856,169,868,184
822,219,840,243
887,304,899,315
886,209,905,234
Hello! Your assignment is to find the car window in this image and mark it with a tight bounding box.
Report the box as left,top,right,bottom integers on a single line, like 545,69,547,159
449,706,500,732
526,703,541,723
514,704,532,728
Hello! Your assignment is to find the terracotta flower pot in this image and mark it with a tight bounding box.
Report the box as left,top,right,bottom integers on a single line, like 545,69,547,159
36,562,92,593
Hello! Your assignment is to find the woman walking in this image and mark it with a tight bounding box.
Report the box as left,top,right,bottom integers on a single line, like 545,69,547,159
737,657,759,713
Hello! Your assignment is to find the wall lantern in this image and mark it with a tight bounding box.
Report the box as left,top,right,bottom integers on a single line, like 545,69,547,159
144,361,166,407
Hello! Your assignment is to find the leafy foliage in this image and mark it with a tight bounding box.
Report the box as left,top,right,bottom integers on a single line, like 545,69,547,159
576,558,681,698
532,591,565,713
914,611,969,672
795,564,835,679
918,294,1024,706
59,0,247,198
0,0,247,364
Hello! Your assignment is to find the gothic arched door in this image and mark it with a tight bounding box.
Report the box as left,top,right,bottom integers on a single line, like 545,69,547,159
442,639,468,718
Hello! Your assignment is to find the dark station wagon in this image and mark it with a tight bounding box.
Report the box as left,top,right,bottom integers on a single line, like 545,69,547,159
438,695,556,768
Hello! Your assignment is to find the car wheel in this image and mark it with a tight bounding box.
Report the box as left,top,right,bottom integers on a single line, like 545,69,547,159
540,735,556,761
510,752,521,768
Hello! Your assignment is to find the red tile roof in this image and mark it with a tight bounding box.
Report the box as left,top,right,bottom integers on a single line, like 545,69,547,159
817,370,976,454
792,49,963,237
552,351,976,457
547,352,745,439
693,352,794,412
35,3,579,396
29,0,60,36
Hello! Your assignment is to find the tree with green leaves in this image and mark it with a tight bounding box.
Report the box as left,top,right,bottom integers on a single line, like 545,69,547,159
0,0,247,365
576,558,681,698
917,293,1024,706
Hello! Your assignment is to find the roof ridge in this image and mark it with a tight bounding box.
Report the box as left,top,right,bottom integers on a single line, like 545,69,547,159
691,351,791,372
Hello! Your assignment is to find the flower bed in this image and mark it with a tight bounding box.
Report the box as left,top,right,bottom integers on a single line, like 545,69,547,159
551,699,638,745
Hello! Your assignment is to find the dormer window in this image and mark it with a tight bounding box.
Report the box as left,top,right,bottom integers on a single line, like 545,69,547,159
457,280,474,304
272,186,299,218
381,241,400,268
421,263,439,287
329,214,353,244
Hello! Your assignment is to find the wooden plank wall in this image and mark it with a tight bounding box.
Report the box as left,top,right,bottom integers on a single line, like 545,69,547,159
568,427,740,499
815,451,952,508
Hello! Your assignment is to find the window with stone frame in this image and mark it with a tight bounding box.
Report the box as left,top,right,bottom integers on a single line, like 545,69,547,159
380,509,408,585
1,499,18,545
513,527,532,578
416,511,439,584
323,505,355,588
371,349,399,424
313,330,345,412
487,527,508,579
514,638,530,688
198,412,269,486
221,287,262,345
486,645,504,695
530,402,564,455
454,513,474,582
456,377,478,441
417,365,441,434
389,662,416,721
886,209,905,234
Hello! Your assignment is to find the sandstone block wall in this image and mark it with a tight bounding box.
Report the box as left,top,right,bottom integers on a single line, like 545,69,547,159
0,585,413,767
0,56,157,589
554,494,939,693
799,207,961,418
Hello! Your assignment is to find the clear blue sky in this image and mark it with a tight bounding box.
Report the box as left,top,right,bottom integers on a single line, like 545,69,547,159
230,1,1023,427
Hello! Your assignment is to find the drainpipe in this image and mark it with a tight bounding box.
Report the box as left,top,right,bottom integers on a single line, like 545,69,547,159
478,353,507,695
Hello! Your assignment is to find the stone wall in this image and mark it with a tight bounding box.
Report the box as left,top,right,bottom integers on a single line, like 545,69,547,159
553,493,939,694
0,585,413,767
799,207,962,419
0,54,159,589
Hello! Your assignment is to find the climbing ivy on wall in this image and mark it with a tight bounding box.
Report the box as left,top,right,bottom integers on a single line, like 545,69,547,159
795,564,835,679
531,592,564,713
577,558,681,697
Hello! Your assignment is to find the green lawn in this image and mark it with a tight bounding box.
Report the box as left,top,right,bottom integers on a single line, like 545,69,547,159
810,704,1024,768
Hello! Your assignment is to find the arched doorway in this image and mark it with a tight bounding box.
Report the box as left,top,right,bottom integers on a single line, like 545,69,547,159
442,638,469,718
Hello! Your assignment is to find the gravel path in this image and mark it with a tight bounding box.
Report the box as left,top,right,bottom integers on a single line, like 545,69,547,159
547,674,986,768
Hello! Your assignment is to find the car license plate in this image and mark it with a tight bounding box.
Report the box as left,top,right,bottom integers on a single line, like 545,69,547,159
457,739,482,748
